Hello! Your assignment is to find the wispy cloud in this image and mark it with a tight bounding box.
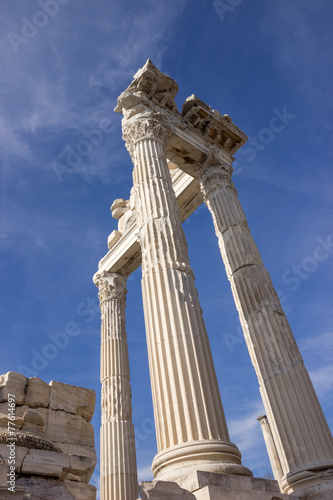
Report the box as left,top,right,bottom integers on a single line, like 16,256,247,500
137,463,153,482
260,1,333,100
309,365,333,399
0,1,187,186
300,331,333,399
228,400,265,453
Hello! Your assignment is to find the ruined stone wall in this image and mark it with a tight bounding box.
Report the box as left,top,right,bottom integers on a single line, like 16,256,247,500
0,371,97,500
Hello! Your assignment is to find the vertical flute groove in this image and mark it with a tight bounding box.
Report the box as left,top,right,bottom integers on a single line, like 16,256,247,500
95,272,138,500
198,157,333,493
123,115,248,479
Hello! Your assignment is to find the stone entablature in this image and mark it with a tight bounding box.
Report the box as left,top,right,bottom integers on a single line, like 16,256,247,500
95,60,333,500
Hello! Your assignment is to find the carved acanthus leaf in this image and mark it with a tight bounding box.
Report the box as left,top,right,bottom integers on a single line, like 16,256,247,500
122,116,170,155
94,272,127,303
197,148,234,199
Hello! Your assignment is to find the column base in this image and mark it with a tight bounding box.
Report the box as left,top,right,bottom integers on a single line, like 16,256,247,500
152,440,252,481
139,470,297,499
281,462,333,499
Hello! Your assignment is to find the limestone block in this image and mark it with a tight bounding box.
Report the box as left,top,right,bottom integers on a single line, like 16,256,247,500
194,486,294,499
0,372,27,405
54,442,97,465
36,409,95,447
0,411,24,431
0,413,9,428
0,486,26,499
0,403,28,419
0,444,29,472
25,376,50,408
21,408,46,438
108,229,122,249
68,454,95,483
21,449,70,478
139,480,196,499
49,381,95,422
0,411,24,430
0,462,9,487
175,472,297,500
65,478,97,500
177,471,281,494
17,476,75,499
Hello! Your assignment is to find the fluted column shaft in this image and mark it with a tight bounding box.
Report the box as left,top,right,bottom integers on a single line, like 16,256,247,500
95,272,137,500
123,115,251,480
198,152,333,495
257,415,283,482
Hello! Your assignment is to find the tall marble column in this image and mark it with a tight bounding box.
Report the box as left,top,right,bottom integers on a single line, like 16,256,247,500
195,147,333,497
94,271,137,500
122,114,251,481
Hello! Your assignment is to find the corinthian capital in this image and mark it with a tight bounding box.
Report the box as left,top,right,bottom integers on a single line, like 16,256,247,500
197,147,234,199
94,271,127,304
122,115,170,155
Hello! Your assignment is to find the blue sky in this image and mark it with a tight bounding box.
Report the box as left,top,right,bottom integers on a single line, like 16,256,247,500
0,0,332,496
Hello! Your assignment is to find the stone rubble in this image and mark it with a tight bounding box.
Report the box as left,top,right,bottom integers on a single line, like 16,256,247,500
0,372,96,500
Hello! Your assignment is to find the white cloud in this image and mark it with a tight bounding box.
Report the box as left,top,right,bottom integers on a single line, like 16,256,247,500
228,400,265,453
0,1,187,187
309,365,333,399
137,463,153,482
300,331,333,365
88,2,186,90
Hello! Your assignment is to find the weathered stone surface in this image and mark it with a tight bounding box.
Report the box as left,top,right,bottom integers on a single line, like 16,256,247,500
49,381,95,422
0,412,23,432
139,480,196,499
107,229,122,249
174,471,297,499
21,449,70,478
37,408,95,447
194,486,294,499
0,444,29,472
65,479,97,500
22,408,45,438
0,373,96,499
0,372,27,405
17,476,75,499
0,462,8,487
0,403,28,420
121,108,249,481
94,273,137,500
54,442,97,464
0,485,26,499
140,472,297,499
26,377,50,408
67,455,95,483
